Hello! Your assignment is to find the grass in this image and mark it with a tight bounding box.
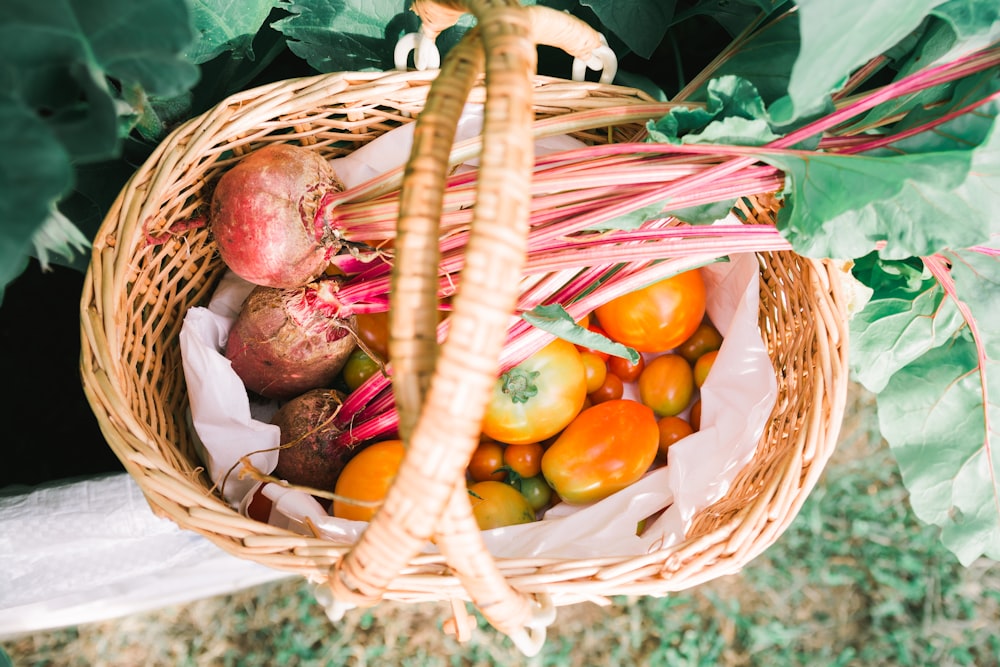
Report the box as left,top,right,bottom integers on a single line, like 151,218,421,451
5,384,1000,666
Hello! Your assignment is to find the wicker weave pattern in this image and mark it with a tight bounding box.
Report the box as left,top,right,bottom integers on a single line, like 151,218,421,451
79,47,849,648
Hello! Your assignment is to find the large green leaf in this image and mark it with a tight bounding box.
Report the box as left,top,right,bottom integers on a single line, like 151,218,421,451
273,0,423,72
876,249,1000,565
185,0,279,64
579,0,676,59
779,0,948,123
0,0,198,300
763,97,1000,259
849,255,964,393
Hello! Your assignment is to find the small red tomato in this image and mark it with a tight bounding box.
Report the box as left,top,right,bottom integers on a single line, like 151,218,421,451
607,354,645,383
469,441,507,482
503,442,544,479
690,399,703,431
638,353,694,417
589,372,624,405
676,321,724,365
656,416,694,457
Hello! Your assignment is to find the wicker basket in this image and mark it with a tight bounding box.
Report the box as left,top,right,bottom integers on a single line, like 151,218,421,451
79,0,849,655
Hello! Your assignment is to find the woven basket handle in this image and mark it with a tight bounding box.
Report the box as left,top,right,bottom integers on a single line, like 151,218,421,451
396,0,618,82
325,0,595,654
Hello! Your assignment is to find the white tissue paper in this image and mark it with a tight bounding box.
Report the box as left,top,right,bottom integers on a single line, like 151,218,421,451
0,474,289,638
178,105,778,559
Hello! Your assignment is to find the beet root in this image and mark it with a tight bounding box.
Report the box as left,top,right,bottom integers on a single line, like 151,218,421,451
225,281,357,400
270,388,356,491
210,143,345,289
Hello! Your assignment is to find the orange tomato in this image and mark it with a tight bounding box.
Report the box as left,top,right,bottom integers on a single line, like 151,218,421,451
580,351,608,394
541,399,659,504
676,320,724,365
588,372,624,405
332,440,405,522
693,350,719,388
594,270,706,353
638,353,694,417
607,354,645,383
482,338,587,445
469,440,507,482
468,481,537,530
503,442,544,478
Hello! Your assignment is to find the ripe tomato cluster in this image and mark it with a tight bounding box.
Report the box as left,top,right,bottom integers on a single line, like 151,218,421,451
328,269,723,532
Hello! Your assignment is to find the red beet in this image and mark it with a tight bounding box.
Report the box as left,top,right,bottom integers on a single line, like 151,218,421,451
270,388,357,492
225,279,357,400
210,144,345,289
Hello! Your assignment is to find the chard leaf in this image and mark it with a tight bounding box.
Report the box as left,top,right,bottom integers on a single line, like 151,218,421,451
647,75,778,145
849,254,964,393
522,304,640,362
780,0,947,123
185,0,279,64
762,101,1000,260
876,249,1000,565
694,11,800,105
579,0,676,59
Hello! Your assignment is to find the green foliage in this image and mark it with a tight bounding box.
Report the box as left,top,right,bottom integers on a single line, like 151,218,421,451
0,0,198,292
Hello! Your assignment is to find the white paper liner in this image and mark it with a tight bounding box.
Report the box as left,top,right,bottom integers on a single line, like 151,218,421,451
178,108,778,559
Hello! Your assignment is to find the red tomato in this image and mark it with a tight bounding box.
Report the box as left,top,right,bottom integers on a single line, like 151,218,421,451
594,270,706,353
503,442,543,478
469,440,507,482
676,320,724,365
690,399,702,430
541,399,659,504
482,339,587,445
468,481,537,530
656,416,694,457
693,350,718,388
607,354,645,383
638,353,694,417
332,440,405,522
580,351,608,394
588,372,624,405
353,311,389,362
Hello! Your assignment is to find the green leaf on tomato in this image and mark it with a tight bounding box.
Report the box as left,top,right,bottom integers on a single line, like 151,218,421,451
521,303,640,363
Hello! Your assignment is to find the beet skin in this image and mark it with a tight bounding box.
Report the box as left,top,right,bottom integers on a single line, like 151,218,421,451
271,388,356,491
225,282,357,400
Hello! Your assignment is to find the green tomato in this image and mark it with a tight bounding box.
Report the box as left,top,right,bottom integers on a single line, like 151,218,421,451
515,474,553,512
342,348,380,391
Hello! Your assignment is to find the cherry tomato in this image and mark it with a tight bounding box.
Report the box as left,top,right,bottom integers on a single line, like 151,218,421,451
638,353,694,417
341,348,381,391
607,354,645,383
503,442,543,478
468,481,537,530
594,270,706,353
482,339,587,445
693,349,719,388
589,372,624,405
469,440,507,482
690,399,702,430
541,399,659,504
515,475,553,511
575,323,612,361
580,351,608,394
354,311,389,362
332,440,405,522
656,416,694,457
676,320,724,365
